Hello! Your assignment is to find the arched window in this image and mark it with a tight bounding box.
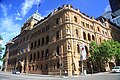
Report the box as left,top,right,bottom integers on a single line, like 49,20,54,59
31,42,33,50
34,41,37,48
83,32,86,40
30,54,32,62
37,51,40,60
57,62,60,68
33,53,36,62
42,37,44,45
85,46,88,55
56,46,59,55
45,64,48,70
76,29,78,37
74,16,77,22
97,27,100,32
99,37,101,43
77,44,80,53
37,51,40,59
38,39,40,47
92,35,95,40
46,35,49,44
32,65,34,71
88,33,91,41
56,31,59,39
41,50,44,59
45,49,49,58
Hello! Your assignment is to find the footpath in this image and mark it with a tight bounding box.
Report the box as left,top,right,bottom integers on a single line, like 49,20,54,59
20,72,109,78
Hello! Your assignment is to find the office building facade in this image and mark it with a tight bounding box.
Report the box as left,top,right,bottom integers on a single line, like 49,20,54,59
3,4,120,76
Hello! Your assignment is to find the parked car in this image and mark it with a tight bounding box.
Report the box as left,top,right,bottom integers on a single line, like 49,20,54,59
12,70,20,74
111,66,120,73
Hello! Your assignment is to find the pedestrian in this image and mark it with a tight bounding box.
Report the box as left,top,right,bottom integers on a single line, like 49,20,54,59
65,70,67,77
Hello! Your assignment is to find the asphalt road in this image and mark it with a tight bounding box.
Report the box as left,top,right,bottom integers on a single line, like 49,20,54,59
0,71,120,80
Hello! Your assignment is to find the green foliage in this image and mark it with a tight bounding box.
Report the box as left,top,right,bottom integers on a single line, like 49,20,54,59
89,41,100,61
89,40,120,62
89,40,120,72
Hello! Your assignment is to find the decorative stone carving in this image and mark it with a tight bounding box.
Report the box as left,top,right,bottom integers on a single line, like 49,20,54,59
65,12,70,21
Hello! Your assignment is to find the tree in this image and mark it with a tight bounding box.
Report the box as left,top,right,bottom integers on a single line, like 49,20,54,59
89,40,120,72
89,41,102,72
0,35,3,61
89,41,100,61
99,40,120,62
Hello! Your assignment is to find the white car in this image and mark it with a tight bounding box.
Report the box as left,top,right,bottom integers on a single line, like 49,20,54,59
111,66,120,73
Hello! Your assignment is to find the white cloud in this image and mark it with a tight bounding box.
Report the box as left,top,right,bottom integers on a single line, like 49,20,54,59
15,16,22,21
105,5,111,12
21,0,41,17
0,4,21,47
0,4,7,17
16,12,21,16
15,11,22,21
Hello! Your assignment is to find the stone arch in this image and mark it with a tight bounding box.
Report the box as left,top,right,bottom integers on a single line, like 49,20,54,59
74,16,77,22
92,35,95,40
88,33,91,41
83,31,86,40
85,46,88,55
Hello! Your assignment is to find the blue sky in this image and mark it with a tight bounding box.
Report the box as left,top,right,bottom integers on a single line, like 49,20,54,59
0,0,111,65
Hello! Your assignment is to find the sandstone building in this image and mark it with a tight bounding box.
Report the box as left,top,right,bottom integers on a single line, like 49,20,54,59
3,4,120,76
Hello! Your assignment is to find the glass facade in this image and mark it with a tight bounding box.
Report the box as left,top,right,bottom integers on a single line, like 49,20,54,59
109,0,120,13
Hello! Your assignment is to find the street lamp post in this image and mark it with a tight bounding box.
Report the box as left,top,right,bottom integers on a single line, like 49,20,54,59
55,52,62,77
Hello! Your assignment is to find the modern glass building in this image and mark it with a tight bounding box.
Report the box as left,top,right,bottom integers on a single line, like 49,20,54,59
109,0,120,13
